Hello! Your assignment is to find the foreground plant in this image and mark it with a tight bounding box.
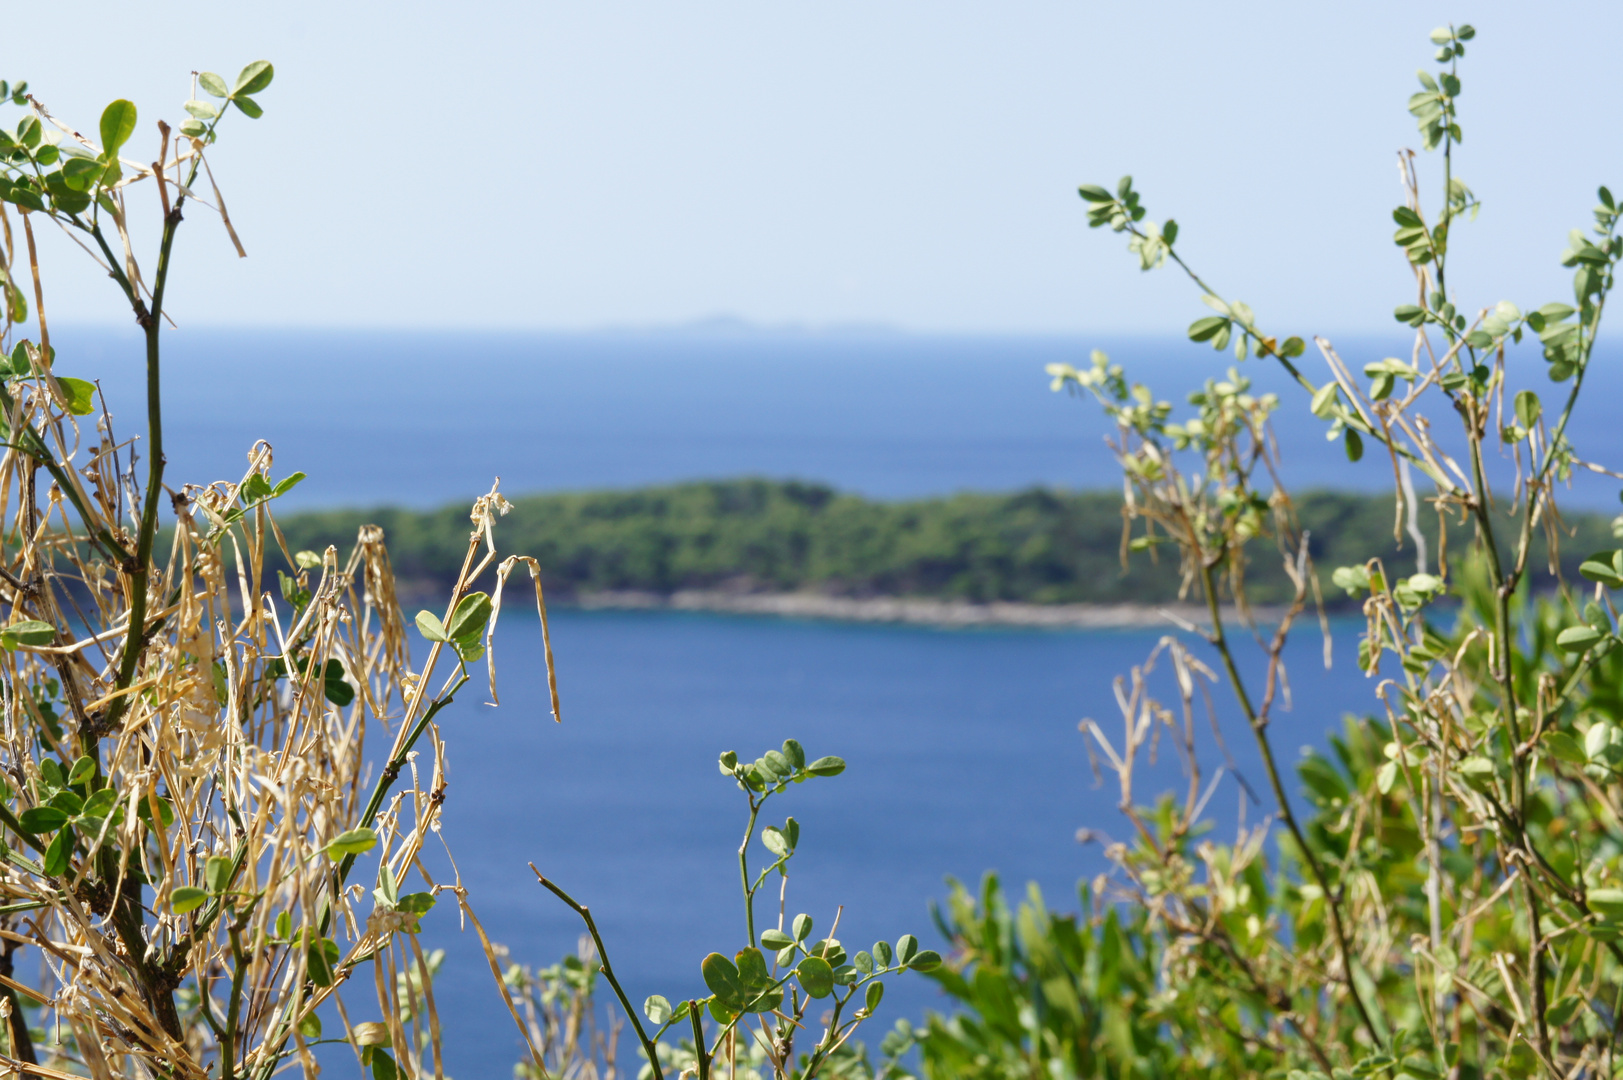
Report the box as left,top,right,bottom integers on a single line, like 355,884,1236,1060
1007,21,1623,1080
530,741,931,1080
0,66,558,1079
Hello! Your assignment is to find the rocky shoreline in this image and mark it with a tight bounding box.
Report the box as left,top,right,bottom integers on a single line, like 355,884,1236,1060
566,588,1276,630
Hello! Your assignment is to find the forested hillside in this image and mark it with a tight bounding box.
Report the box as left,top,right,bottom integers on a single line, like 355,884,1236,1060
272,480,1615,605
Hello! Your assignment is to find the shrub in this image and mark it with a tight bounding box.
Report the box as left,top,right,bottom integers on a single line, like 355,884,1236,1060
926,22,1623,1080
0,61,570,1079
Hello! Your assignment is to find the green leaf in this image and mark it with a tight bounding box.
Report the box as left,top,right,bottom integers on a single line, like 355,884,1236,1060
234,61,275,96
1541,730,1587,766
136,795,175,830
1585,722,1617,763
895,934,919,964
294,550,324,570
734,947,780,1010
370,1048,399,1080
793,913,813,941
376,863,398,907
1344,429,1364,462
183,100,219,121
1393,304,1426,326
872,940,893,967
1077,185,1113,203
415,611,448,643
205,855,234,894
907,949,941,972
323,660,355,707
67,755,95,786
99,100,137,159
1187,316,1227,343
1589,888,1623,921
178,119,208,139
1309,382,1340,419
241,474,274,502
1514,390,1541,428
1546,994,1583,1027
781,739,805,769
1579,553,1623,588
7,620,55,646
1556,625,1605,651
198,72,230,99
299,1012,322,1040
3,182,45,213
76,782,116,818
170,885,207,914
809,938,847,966
447,591,492,643
232,96,264,119
1457,756,1496,789
326,827,378,859
761,826,790,857
60,157,104,192
273,471,306,497
796,956,833,998
397,892,435,916
307,936,340,987
701,952,744,1006
56,377,95,416
1376,760,1398,794
17,807,66,833
864,981,884,1012
42,829,70,876
644,995,673,1025
805,755,845,777
760,928,794,950
734,946,771,986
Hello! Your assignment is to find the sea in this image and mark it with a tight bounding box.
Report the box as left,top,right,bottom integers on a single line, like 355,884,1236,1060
40,326,1623,1074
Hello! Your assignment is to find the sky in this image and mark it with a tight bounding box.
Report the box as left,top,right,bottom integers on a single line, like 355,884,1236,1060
7,1,1622,334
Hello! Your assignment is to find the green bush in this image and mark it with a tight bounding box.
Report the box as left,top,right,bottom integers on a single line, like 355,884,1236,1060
926,21,1623,1079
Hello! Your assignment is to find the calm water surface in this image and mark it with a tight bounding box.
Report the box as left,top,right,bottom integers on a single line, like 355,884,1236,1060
37,325,1597,1071
407,610,1370,1077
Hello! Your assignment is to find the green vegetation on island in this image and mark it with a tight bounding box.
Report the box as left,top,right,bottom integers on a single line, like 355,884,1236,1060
273,478,1613,606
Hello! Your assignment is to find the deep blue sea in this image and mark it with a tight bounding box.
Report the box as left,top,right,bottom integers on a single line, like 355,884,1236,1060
39,325,1623,1074
48,324,1623,510
410,611,1369,1078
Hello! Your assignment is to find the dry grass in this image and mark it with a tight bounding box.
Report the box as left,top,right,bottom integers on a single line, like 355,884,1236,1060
0,69,565,1079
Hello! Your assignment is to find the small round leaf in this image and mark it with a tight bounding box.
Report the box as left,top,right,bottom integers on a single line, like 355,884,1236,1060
796,956,833,999
170,886,208,914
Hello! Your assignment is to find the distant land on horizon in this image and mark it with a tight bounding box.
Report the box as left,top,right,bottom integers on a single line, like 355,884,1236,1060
37,327,1623,521
267,479,1613,622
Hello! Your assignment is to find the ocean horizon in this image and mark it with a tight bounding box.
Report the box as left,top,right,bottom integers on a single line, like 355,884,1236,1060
43,324,1623,513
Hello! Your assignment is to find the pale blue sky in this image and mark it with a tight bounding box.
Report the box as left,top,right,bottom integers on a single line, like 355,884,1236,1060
9,1,1621,333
